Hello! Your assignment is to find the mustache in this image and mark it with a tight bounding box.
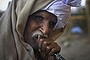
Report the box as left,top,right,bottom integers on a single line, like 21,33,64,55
32,30,48,40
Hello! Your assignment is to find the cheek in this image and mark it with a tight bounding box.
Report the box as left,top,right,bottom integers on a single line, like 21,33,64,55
28,21,39,32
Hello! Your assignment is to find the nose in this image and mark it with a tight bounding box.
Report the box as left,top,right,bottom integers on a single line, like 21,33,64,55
39,21,50,35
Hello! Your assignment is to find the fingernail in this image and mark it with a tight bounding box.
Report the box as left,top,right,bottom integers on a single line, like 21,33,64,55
39,49,41,52
43,41,47,44
47,46,50,49
39,39,43,42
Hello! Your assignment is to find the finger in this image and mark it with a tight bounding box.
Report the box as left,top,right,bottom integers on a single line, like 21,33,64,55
44,41,54,54
45,46,51,55
46,42,61,55
38,39,44,49
41,41,47,52
49,45,61,56
46,42,57,53
40,39,51,52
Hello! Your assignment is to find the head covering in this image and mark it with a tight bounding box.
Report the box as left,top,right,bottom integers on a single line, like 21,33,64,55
43,0,81,29
0,0,81,60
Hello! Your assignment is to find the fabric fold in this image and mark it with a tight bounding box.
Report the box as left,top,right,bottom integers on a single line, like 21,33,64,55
0,0,52,60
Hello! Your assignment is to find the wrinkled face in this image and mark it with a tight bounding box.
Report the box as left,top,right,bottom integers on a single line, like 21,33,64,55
24,10,57,49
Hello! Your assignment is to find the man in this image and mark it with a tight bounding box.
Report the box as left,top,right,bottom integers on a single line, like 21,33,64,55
0,0,81,60
24,10,63,60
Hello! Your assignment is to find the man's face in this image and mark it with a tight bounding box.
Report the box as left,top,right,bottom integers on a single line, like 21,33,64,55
24,10,57,49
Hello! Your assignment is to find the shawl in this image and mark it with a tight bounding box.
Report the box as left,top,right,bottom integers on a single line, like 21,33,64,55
0,0,52,60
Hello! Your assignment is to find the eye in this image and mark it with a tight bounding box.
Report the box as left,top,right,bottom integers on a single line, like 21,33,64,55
49,20,57,29
32,15,44,23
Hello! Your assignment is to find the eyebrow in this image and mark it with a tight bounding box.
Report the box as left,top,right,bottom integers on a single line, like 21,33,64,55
34,15,45,19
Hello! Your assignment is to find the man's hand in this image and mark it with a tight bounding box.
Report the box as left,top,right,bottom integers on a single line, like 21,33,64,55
36,38,61,60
